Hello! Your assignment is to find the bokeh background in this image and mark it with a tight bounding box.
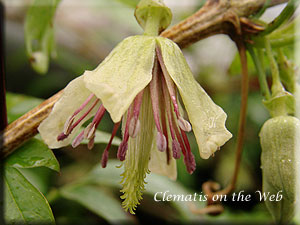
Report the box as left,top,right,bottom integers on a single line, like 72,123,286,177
4,0,291,224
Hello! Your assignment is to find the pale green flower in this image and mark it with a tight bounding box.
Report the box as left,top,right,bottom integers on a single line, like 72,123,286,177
38,0,232,214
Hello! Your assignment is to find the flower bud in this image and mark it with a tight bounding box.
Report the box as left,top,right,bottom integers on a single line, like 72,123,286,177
259,116,300,223
30,51,49,74
134,0,172,32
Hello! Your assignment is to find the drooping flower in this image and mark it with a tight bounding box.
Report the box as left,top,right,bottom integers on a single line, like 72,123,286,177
38,0,232,213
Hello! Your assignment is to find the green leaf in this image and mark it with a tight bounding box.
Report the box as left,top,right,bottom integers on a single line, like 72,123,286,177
4,167,55,224
19,167,54,195
214,203,272,223
6,92,43,123
83,160,203,220
60,185,133,224
81,129,121,145
5,138,60,172
144,173,204,221
25,0,60,74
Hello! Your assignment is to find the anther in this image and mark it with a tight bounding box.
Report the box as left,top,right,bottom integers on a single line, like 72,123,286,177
87,135,95,150
172,140,181,159
129,117,140,138
184,152,196,174
84,123,96,140
63,116,75,135
101,149,109,168
72,130,85,148
156,132,167,152
57,132,68,141
178,116,192,132
117,141,128,161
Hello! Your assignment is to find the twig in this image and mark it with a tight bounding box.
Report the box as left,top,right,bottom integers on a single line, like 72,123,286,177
0,91,62,158
161,0,288,48
0,0,287,158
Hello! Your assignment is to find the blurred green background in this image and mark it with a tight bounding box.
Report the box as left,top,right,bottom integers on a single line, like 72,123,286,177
4,0,290,224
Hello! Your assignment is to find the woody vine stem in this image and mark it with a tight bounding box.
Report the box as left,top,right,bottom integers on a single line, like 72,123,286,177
0,0,289,213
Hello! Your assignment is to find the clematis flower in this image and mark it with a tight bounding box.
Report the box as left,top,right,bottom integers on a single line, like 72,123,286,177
38,0,232,213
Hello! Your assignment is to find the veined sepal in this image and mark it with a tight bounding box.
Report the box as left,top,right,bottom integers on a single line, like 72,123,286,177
155,36,232,159
84,35,156,123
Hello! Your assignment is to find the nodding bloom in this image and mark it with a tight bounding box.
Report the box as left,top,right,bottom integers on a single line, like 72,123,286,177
38,0,232,214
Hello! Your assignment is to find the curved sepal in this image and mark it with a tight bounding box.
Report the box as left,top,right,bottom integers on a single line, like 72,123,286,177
38,75,100,148
156,37,232,159
84,35,156,123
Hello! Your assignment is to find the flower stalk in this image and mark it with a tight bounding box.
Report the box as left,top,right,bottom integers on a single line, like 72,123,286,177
198,37,249,213
247,44,271,99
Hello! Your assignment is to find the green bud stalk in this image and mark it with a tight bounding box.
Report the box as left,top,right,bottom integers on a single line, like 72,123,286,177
135,0,172,35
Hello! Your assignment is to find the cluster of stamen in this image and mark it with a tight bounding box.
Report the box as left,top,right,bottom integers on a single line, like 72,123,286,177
148,47,196,173
57,46,196,174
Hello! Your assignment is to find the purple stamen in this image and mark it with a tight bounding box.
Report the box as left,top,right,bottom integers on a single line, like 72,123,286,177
57,132,68,141
101,149,109,168
117,141,128,161
84,123,95,139
178,116,192,132
63,94,95,135
156,47,181,118
157,46,192,132
157,46,195,171
150,59,167,151
180,128,196,174
162,73,182,159
133,90,144,119
129,90,144,138
159,73,170,163
71,94,95,118
59,97,99,142
82,104,106,149
63,116,74,135
171,112,187,157
89,104,106,128
101,122,121,168
172,140,181,159
156,132,167,152
184,151,196,174
117,105,133,161
69,98,99,132
88,136,95,150
72,130,85,148
169,102,196,173
129,117,140,138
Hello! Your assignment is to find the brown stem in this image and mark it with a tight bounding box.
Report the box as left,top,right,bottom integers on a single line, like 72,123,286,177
202,36,249,205
0,91,63,158
161,0,288,48
0,0,284,158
